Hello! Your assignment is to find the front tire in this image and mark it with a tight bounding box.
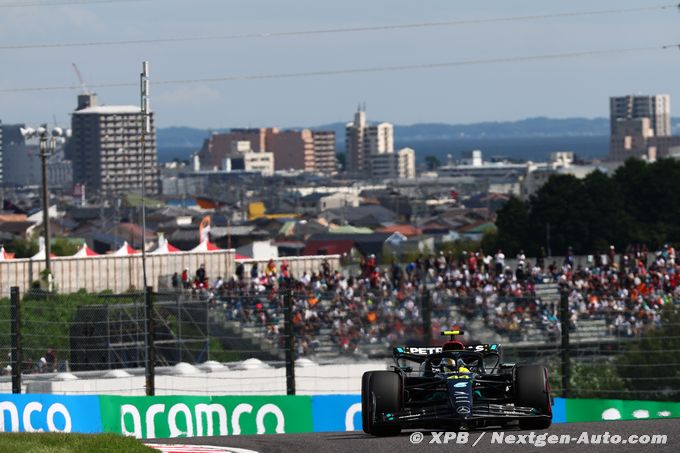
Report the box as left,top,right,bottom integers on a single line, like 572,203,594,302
515,365,552,430
361,371,402,436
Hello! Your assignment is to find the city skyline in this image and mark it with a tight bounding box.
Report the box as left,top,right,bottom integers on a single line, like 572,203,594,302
0,0,679,129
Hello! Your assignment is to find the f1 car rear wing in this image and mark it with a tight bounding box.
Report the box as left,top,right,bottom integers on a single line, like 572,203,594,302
393,343,502,357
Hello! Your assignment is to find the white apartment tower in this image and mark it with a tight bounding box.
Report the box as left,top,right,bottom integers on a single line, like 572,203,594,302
345,106,396,175
68,94,159,196
346,106,368,174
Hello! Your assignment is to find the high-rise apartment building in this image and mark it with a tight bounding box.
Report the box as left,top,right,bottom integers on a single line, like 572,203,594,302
197,127,335,174
311,130,337,175
268,129,315,171
345,106,394,175
368,147,416,180
608,94,680,161
610,95,671,137
345,108,367,174
68,94,159,196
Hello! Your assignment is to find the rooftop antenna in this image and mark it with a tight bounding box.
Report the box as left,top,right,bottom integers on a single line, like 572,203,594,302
71,63,90,95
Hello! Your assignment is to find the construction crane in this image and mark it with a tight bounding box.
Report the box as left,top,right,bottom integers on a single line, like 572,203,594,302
71,63,90,95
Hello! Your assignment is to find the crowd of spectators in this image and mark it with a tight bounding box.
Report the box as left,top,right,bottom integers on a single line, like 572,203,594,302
192,245,679,356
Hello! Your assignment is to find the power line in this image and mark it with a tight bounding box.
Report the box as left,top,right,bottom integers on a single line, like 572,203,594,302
1,44,677,94
0,0,146,7
0,4,677,50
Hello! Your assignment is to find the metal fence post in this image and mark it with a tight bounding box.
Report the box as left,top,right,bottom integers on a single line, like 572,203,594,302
559,288,571,398
145,287,155,396
206,297,211,362
422,289,432,347
284,287,296,395
176,293,182,363
10,287,21,394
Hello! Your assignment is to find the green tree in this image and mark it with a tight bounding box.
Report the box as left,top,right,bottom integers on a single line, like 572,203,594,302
528,174,591,254
615,306,680,401
51,238,80,256
581,170,631,251
493,196,530,256
613,158,680,247
424,155,441,171
548,360,626,399
4,238,38,258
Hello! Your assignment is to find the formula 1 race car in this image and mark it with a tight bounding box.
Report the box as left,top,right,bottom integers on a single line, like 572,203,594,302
361,330,552,436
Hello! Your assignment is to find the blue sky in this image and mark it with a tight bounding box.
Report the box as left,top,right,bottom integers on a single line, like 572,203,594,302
0,0,678,128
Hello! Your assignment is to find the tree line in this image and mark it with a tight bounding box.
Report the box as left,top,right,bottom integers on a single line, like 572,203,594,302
484,158,680,256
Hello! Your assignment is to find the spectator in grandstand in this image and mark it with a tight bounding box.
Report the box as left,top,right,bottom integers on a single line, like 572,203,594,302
181,268,190,289
208,242,678,356
45,348,57,373
494,250,505,275
235,262,245,281
196,264,207,283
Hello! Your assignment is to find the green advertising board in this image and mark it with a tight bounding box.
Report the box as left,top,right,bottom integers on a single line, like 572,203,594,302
99,395,313,439
566,398,680,423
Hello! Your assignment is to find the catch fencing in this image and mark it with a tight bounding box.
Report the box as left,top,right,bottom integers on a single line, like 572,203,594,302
1,285,678,400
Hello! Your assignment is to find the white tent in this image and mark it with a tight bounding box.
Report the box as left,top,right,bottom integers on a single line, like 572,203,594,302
0,247,14,260
73,243,99,257
150,236,180,255
190,239,221,252
113,241,140,256
31,239,55,260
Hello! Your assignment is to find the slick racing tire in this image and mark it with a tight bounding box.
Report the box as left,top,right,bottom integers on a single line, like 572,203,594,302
361,371,402,436
515,365,552,430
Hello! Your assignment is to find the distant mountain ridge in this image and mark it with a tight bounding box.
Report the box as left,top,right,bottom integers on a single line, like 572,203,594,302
157,117,680,162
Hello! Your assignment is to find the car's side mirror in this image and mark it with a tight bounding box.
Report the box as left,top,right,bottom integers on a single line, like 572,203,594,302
400,366,413,372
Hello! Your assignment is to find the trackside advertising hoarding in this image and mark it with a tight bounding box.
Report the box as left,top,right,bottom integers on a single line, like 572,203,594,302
565,398,680,423
0,394,678,437
99,395,313,438
0,395,101,433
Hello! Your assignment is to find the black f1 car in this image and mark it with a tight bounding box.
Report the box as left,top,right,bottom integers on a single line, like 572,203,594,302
361,330,552,436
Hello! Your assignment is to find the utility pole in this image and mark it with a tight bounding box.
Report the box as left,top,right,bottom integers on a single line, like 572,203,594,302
140,62,155,396
10,287,21,394
39,127,53,282
20,125,68,287
559,287,571,398
422,289,432,347
140,61,150,290
284,286,296,395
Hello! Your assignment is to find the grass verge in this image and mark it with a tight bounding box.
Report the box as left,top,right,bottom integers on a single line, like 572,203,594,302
0,433,157,453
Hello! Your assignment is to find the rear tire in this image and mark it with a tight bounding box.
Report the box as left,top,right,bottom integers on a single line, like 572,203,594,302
515,365,552,430
361,371,402,436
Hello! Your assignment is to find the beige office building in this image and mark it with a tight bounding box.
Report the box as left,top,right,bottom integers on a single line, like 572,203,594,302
368,147,416,180
610,95,671,137
198,127,334,174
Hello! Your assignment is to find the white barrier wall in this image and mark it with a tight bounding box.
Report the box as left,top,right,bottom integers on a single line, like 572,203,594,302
0,253,340,296
0,360,387,396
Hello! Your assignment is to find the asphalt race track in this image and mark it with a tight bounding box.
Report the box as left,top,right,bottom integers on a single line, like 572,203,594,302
148,419,680,453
